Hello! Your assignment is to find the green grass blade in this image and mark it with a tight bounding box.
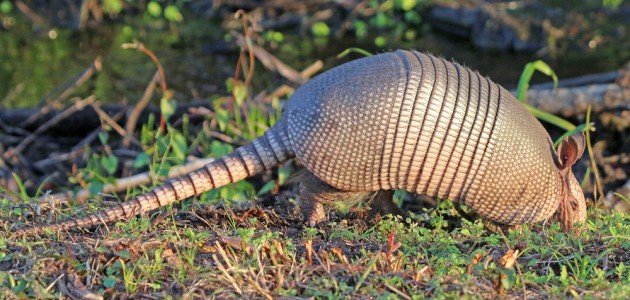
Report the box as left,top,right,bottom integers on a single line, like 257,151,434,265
584,105,605,200
11,173,29,201
516,60,558,103
337,47,373,59
523,103,575,131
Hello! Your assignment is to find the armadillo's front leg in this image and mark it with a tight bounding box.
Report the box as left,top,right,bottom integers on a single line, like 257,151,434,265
298,171,367,226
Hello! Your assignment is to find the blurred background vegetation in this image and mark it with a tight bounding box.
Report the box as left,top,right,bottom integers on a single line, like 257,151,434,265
0,0,628,108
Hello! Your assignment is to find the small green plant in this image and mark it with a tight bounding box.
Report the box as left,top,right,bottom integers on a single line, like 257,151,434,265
311,22,330,37
0,0,12,14
146,1,183,22
602,0,623,9
351,0,427,47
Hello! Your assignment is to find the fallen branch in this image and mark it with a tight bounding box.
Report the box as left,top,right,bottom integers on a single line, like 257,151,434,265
36,157,215,207
521,83,628,117
33,110,126,172
0,100,215,136
4,96,96,160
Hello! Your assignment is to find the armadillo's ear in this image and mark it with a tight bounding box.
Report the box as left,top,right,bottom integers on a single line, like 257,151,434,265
557,133,585,169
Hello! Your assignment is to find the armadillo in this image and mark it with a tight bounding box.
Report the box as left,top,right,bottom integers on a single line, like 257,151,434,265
17,50,587,235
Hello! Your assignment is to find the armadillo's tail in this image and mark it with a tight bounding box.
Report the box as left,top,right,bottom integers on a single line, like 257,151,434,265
16,119,294,236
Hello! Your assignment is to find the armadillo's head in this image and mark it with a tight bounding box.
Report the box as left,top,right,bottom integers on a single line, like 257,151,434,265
551,133,587,233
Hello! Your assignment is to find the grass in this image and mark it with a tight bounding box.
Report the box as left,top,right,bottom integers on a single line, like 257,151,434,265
1,199,628,298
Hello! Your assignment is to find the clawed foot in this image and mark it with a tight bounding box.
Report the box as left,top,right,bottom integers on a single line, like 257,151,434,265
483,220,522,234
303,199,327,227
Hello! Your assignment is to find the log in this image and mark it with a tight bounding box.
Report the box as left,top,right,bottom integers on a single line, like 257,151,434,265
522,83,629,117
0,100,214,137
512,64,630,117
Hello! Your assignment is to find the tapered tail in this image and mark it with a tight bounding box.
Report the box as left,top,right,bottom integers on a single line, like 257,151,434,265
17,119,293,236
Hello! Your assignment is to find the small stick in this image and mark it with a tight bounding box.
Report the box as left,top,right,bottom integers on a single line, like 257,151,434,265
4,96,96,160
90,103,141,147
235,10,256,86
122,41,169,132
232,31,307,85
124,71,160,147
0,116,30,136
263,59,324,101
14,0,47,26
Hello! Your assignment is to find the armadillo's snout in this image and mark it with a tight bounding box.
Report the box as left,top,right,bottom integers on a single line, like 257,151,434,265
570,176,588,226
551,133,587,232
565,174,587,227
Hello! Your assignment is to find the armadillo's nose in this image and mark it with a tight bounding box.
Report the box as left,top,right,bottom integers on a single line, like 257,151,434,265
554,191,587,233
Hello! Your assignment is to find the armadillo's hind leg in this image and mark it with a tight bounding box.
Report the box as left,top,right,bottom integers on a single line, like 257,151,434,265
298,171,367,227
368,190,407,218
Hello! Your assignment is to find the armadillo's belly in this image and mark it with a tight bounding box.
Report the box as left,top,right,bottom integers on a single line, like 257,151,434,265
285,50,562,224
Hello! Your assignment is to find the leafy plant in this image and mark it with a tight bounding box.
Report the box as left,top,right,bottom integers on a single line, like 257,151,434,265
351,0,427,47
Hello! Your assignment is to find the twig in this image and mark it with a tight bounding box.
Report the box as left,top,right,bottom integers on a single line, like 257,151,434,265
22,56,102,127
265,60,324,101
121,42,168,93
121,41,169,131
4,96,96,160
232,31,308,85
90,103,140,147
124,71,160,147
383,282,412,300
0,115,30,136
90,103,127,137
1,100,214,132
14,0,47,26
36,157,215,206
235,10,256,86
585,105,605,201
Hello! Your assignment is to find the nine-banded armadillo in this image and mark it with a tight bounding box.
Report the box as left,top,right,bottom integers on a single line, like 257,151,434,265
17,50,587,235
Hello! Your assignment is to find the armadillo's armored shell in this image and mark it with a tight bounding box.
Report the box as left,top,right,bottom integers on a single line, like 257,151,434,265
284,50,561,225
